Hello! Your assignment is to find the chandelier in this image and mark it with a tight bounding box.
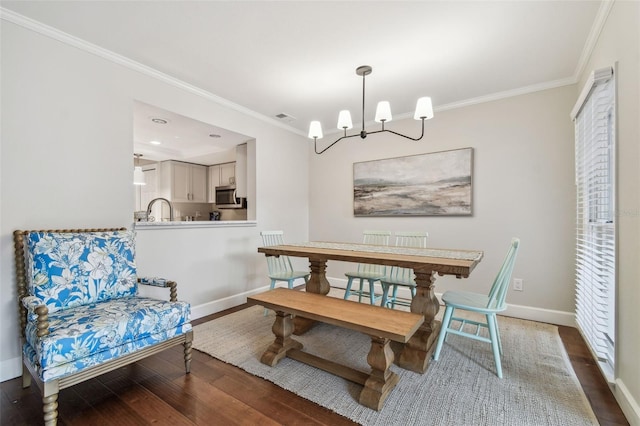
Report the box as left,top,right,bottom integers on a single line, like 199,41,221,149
308,65,434,154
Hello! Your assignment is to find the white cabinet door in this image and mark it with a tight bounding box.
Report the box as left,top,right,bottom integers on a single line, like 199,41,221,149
171,162,191,202
235,143,247,198
208,165,221,203
220,162,235,186
190,164,207,202
163,161,209,203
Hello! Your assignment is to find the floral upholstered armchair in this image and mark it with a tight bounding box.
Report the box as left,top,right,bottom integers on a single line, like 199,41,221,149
13,228,193,426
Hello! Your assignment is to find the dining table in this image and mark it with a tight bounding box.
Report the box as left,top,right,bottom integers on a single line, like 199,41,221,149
257,241,484,374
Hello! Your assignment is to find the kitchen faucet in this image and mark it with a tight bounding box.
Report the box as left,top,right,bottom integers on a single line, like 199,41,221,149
146,197,174,221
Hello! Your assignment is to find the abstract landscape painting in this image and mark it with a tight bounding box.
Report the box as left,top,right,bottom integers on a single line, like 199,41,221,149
353,148,473,216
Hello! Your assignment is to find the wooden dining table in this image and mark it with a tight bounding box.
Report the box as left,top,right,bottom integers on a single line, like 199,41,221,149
257,241,483,374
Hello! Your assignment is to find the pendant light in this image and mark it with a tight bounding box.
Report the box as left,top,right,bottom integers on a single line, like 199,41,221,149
133,153,146,186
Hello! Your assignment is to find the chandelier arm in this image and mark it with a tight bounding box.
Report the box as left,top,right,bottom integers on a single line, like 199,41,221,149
367,118,426,141
314,133,361,155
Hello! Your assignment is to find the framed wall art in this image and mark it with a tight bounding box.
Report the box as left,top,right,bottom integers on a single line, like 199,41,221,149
353,147,473,216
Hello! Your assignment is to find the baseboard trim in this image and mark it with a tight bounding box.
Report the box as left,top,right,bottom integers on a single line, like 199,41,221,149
190,285,271,320
615,378,640,426
328,277,576,327
0,356,22,382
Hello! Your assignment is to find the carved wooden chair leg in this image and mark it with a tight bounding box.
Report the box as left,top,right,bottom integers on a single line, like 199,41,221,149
183,330,193,373
359,336,400,411
43,393,58,425
260,310,303,366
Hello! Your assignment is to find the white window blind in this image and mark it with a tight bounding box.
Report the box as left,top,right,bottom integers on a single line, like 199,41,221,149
572,66,616,379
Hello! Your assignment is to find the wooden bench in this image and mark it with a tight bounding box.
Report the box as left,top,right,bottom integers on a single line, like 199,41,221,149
247,288,424,411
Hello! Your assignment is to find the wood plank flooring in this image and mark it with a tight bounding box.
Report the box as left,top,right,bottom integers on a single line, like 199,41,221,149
2,303,629,426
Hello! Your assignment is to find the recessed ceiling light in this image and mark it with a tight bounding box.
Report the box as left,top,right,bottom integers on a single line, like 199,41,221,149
209,134,221,138
150,140,162,145
151,117,168,124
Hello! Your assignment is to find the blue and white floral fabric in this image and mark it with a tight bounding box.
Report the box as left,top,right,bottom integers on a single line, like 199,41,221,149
23,297,191,381
27,230,138,314
22,230,192,383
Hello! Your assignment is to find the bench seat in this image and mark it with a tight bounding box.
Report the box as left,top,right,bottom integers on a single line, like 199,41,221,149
248,288,424,411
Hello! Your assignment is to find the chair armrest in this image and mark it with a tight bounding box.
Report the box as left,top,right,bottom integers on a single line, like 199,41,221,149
21,296,50,338
22,295,45,311
138,277,178,302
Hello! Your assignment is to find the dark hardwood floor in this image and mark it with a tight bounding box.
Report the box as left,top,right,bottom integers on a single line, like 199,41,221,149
2,303,629,426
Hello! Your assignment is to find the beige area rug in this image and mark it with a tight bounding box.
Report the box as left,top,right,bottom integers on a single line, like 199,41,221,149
192,290,597,426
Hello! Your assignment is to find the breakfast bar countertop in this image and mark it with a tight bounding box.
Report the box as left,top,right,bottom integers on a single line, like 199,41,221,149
134,220,257,230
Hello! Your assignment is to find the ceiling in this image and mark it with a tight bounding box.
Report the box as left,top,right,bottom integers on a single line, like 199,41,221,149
3,1,604,158
133,101,251,164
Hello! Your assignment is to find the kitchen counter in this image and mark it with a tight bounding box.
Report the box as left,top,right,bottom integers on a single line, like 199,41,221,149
134,220,256,230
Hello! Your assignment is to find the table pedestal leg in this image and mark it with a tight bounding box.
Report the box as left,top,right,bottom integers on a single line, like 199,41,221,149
294,258,330,335
359,336,399,411
260,311,303,366
398,269,440,374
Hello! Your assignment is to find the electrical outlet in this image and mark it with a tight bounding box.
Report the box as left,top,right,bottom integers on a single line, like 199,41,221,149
513,278,524,291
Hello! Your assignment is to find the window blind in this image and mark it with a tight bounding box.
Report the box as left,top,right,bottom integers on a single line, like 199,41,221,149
572,66,616,379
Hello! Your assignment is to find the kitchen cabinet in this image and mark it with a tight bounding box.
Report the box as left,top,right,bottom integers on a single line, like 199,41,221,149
220,163,235,187
208,162,235,202
235,143,247,198
161,161,207,203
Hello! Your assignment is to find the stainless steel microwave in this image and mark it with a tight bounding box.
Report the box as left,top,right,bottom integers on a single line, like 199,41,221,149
215,185,246,209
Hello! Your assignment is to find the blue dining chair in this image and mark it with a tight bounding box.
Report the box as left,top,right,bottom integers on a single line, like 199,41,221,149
433,238,520,378
260,230,310,315
343,230,391,304
380,231,429,308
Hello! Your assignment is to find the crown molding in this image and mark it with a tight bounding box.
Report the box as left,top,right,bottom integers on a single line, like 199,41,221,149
572,0,615,82
2,3,612,138
430,76,576,114
0,7,307,137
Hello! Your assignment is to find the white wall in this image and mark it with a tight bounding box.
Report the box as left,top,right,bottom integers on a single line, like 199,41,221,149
577,1,639,423
309,85,577,323
0,20,309,380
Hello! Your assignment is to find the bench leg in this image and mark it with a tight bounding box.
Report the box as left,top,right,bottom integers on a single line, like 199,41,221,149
359,336,399,411
261,311,303,367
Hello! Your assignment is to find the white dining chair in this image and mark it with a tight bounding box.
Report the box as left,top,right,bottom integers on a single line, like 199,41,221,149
343,230,391,304
380,231,429,308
